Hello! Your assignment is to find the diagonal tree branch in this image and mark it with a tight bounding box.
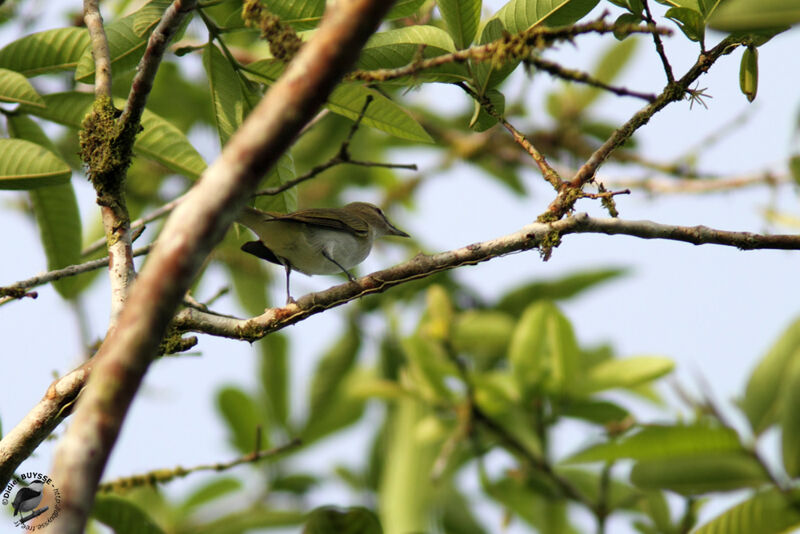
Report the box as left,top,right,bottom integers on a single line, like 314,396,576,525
172,213,800,341
48,1,396,532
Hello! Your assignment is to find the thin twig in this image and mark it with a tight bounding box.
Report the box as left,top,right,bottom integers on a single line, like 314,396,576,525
542,35,746,220
601,172,785,195
458,82,562,190
255,95,416,197
642,0,675,82
0,245,154,306
530,56,657,102
349,16,671,83
83,194,186,256
97,438,301,492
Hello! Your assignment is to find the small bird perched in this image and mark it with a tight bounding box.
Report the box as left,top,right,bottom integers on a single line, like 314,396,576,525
238,202,409,304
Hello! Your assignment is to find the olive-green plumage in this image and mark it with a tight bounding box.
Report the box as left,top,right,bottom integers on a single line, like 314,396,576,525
238,202,409,303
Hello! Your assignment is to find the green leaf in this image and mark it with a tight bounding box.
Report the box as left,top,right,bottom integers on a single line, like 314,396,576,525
92,494,166,534
693,489,800,534
309,323,361,418
132,0,175,36
75,16,148,83
573,37,639,110
0,68,44,106
557,467,644,511
301,371,366,444
438,0,482,49
259,334,290,428
204,43,245,147
613,13,642,40
739,45,758,102
441,489,489,534
709,0,800,31
492,0,601,34
262,0,326,31
497,268,629,315
216,386,267,454
0,138,71,190
583,356,674,393
482,474,576,532
179,478,242,515
741,316,800,434
386,0,427,19
473,371,543,455
194,507,306,533
403,335,458,402
790,157,800,186
303,506,382,534
665,7,706,43
469,89,504,132
565,424,743,464
452,310,515,365
20,92,207,178
508,301,580,395
254,153,298,215
357,26,468,84
560,398,630,424
630,453,768,495
0,27,89,76
327,85,434,143
272,473,318,494
379,396,439,534
7,114,82,299
473,17,517,92
781,356,800,477
245,62,434,142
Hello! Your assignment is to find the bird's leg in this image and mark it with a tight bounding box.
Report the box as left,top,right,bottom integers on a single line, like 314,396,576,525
281,261,296,305
322,251,356,281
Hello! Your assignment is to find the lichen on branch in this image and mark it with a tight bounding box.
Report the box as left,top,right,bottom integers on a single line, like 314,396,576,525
242,0,302,62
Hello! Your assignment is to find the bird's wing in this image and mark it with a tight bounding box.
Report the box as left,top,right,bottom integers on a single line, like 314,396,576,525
268,208,370,237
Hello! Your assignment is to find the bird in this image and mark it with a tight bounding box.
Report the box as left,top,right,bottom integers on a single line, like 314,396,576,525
237,202,410,304
12,479,44,519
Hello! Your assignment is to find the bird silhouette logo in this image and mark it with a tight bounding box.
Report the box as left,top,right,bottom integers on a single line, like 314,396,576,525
12,479,45,522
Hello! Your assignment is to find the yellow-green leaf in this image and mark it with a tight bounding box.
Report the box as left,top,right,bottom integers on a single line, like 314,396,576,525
20,92,207,178
0,138,71,190
7,114,82,299
0,27,89,77
0,68,45,106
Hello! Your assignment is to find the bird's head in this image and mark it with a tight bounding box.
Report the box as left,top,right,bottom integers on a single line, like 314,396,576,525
344,202,409,239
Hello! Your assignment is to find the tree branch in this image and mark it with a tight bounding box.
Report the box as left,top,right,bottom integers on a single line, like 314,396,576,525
542,34,746,220
349,16,671,83
0,245,153,306
172,213,800,341
458,82,563,190
97,438,301,492
48,1,396,532
83,0,112,99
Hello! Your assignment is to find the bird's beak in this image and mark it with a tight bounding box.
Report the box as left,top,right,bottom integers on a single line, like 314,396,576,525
386,221,410,238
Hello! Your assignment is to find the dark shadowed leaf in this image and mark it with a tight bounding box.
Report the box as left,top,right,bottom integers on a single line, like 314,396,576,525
303,506,382,534
93,494,166,534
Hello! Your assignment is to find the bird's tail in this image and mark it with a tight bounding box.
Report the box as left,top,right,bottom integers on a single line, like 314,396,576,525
237,206,274,231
